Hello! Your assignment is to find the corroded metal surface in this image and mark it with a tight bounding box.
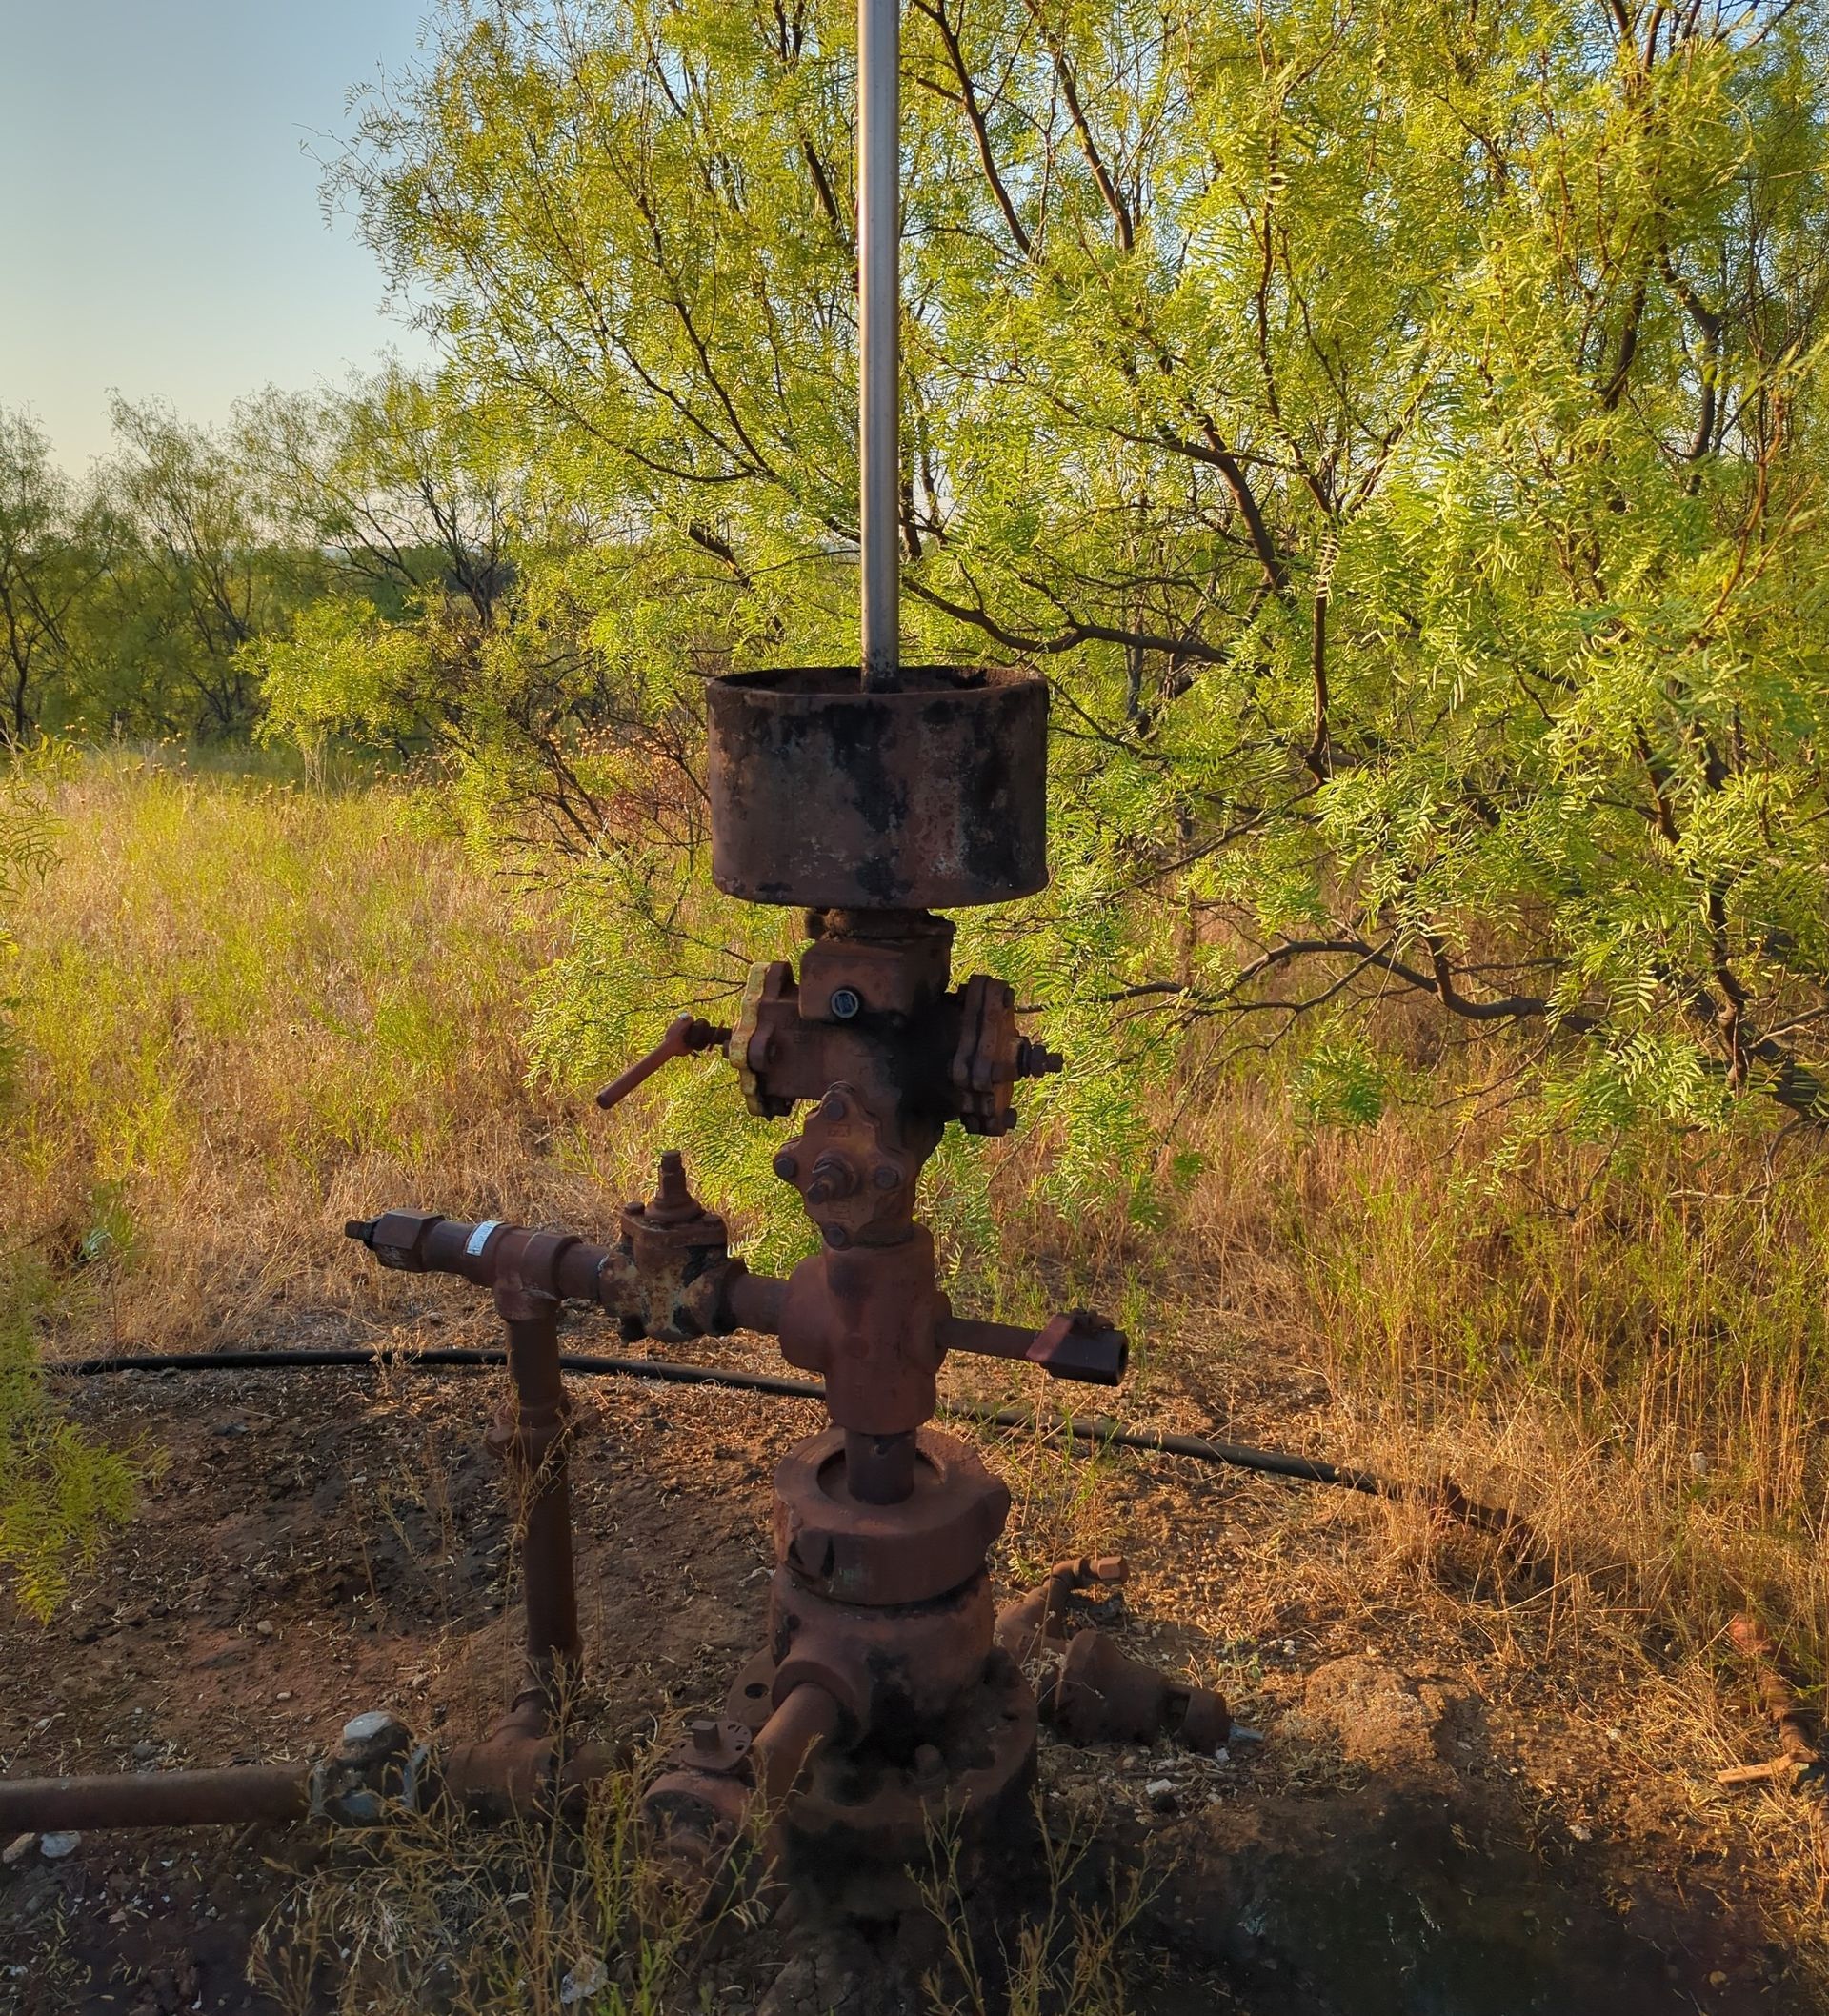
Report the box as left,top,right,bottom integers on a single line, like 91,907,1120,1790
995,1557,1232,1755
0,1765,310,1832
484,1301,581,1701
725,1643,1037,1869
594,1015,730,1112
771,1426,1010,1608
706,666,1048,910
32,0,1176,1875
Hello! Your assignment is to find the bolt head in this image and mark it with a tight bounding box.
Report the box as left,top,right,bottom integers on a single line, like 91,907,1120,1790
773,1152,800,1181
821,1092,849,1119
829,987,862,1020
872,1163,901,1191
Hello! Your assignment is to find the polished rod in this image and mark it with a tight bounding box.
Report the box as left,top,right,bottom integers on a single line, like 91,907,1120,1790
858,0,901,689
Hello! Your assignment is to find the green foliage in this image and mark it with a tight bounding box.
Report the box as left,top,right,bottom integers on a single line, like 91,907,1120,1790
0,746,61,1097
295,0,1829,1152
89,396,330,739
0,413,118,743
1293,1027,1393,1133
0,1258,137,1623
1,757,136,1620
12,3,1829,1189
0,397,336,743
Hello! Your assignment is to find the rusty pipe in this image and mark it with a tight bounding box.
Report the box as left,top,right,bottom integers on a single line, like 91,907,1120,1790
844,1428,917,1504
936,1311,1129,1385
751,1680,843,1806
347,1180,750,1348
492,1300,582,1700
723,1267,788,1336
641,1683,841,1897
0,1765,309,1832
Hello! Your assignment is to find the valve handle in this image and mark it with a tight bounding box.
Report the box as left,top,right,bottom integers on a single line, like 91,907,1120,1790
594,1015,731,1112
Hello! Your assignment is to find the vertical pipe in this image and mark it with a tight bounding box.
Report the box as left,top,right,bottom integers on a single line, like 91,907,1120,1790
497,1304,582,1702
858,0,901,690
844,1428,916,1504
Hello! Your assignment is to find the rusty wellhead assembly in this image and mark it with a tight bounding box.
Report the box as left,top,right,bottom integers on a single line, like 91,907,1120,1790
0,0,1227,1892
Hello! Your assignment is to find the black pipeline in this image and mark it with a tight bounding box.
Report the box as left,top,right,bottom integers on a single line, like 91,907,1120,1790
50,1344,1526,1533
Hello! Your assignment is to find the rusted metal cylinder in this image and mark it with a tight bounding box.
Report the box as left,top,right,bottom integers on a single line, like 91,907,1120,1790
936,1311,1128,1383
493,1305,582,1698
724,1267,788,1337
843,1429,916,1505
641,1681,841,1890
751,1681,844,1806
0,1765,309,1832
706,666,1048,910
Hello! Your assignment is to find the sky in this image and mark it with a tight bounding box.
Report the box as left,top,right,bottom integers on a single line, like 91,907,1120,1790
1,0,438,474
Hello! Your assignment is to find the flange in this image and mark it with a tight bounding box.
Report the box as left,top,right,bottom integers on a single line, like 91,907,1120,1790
772,1425,1011,1605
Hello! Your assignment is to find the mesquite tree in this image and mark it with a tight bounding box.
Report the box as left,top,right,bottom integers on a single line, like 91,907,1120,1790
306,0,1829,1136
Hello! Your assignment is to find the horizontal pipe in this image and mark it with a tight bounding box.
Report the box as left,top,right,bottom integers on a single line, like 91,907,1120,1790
937,1314,1042,1364
0,1764,309,1832
723,1268,788,1338
752,1681,842,1806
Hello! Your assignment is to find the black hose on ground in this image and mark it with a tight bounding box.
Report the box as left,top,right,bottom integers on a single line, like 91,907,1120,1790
45,1342,1524,1527
58,1344,822,1401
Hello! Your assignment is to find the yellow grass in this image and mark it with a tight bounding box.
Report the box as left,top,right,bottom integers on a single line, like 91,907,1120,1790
5,749,606,1350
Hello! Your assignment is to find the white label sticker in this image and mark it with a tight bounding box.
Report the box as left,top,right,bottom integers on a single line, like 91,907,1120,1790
465,1220,502,1257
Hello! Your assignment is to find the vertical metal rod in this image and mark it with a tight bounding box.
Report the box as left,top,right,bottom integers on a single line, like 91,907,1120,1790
495,1303,583,1704
844,1428,916,1504
858,0,901,690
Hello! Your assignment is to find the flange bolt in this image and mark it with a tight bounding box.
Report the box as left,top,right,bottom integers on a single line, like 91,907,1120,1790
829,987,862,1020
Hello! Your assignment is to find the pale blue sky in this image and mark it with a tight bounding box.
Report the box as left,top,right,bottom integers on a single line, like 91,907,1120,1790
1,0,437,473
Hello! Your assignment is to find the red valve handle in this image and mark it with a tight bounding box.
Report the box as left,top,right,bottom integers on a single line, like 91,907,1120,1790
593,1015,731,1112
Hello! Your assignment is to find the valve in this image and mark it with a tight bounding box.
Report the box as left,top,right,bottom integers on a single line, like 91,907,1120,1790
1027,1308,1129,1385
594,1014,731,1112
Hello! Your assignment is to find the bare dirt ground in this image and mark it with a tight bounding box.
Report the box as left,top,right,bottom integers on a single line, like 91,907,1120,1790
0,1303,1815,2015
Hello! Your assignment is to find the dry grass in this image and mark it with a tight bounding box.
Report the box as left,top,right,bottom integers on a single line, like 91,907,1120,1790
247,1781,723,2016
5,748,621,1352
1159,1081,1829,1673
